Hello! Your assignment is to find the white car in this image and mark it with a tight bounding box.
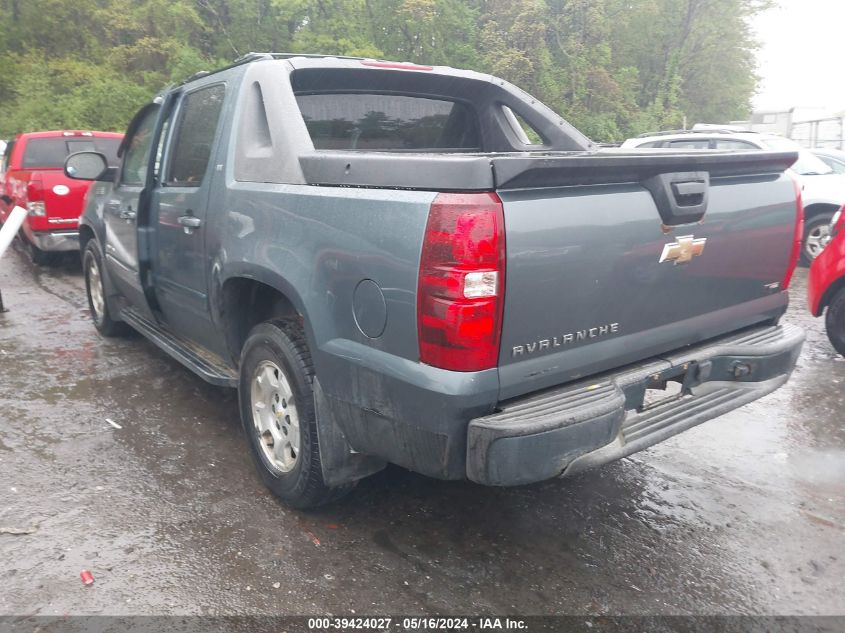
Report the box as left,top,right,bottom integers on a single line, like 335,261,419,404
621,130,845,262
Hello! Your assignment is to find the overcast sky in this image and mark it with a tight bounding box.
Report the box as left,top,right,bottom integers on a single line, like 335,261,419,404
753,0,844,113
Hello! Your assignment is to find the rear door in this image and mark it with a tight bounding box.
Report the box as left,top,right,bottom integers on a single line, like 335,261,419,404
151,82,227,350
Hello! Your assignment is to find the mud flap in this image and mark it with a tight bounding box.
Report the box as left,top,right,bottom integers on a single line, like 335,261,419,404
313,377,387,487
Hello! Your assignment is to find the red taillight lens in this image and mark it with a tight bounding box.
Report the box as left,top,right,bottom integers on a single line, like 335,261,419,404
25,175,46,217
782,174,804,290
26,176,43,201
418,192,505,372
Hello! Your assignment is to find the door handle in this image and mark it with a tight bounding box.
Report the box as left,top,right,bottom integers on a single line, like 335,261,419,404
178,215,202,229
119,206,136,220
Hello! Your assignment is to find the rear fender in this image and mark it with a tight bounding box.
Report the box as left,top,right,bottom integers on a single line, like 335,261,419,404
216,263,313,358
803,202,840,221
809,231,845,315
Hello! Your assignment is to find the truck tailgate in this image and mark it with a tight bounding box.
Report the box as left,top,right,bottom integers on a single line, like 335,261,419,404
29,170,91,232
494,150,799,400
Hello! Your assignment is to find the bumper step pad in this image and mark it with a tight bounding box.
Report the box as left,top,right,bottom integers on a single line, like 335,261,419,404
467,323,805,485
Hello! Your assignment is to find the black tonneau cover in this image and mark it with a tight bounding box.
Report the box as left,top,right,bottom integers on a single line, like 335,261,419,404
299,149,799,192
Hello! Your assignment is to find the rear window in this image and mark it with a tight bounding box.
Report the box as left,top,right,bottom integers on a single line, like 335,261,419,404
295,93,480,151
22,137,121,169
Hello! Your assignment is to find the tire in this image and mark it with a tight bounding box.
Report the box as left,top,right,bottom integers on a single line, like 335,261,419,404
27,239,52,266
801,212,834,265
238,320,354,509
83,240,128,337
825,286,845,358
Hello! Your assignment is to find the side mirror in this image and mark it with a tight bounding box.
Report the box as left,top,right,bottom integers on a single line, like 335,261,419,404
64,151,112,181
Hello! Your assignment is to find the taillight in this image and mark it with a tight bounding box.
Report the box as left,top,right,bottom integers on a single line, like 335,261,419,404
417,192,505,372
832,206,845,237
26,176,45,217
782,174,804,290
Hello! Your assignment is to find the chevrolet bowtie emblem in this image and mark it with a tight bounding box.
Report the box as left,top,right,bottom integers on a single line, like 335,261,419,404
659,235,707,264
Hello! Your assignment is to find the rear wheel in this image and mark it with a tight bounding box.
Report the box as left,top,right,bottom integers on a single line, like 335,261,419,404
802,213,834,265
239,320,354,509
825,286,845,358
27,239,52,266
83,240,128,337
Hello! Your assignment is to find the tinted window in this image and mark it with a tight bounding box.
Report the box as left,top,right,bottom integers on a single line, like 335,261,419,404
637,141,663,148
668,139,711,149
167,84,226,185
22,137,121,169
121,109,160,186
296,93,480,151
713,140,757,150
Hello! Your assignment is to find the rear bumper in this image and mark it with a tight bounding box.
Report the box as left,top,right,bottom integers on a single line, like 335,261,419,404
467,323,805,486
26,228,80,252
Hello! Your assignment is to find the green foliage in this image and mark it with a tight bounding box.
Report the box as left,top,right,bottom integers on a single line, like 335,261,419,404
0,0,769,141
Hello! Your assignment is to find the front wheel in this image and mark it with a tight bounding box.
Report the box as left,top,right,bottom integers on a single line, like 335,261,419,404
825,286,845,358
238,320,354,509
83,240,128,337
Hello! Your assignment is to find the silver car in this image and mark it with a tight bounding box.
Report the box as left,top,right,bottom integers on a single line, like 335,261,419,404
622,130,845,262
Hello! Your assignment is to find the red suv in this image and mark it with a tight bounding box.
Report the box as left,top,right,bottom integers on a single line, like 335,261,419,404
808,205,845,356
0,130,122,264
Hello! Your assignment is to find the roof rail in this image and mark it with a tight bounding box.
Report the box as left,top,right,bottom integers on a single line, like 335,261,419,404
636,128,758,138
233,52,275,64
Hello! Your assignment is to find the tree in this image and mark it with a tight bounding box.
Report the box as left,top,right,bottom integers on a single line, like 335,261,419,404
0,0,772,141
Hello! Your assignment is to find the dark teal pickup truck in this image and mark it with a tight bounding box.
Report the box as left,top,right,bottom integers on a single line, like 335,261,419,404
65,53,805,508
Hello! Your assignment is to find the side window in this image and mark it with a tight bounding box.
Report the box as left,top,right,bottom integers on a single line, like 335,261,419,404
637,141,663,148
121,108,160,186
166,84,226,186
713,140,757,150
502,106,544,146
668,139,711,149
828,159,845,174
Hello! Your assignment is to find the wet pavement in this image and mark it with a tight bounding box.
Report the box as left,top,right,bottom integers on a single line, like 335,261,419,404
0,243,843,617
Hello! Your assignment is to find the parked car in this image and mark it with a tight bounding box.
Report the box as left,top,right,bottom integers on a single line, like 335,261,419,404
622,130,845,264
808,206,845,356
813,148,845,174
0,130,123,264
65,53,804,508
